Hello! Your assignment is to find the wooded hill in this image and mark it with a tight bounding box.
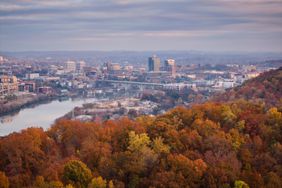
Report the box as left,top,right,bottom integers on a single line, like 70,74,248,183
213,67,282,108
0,68,282,188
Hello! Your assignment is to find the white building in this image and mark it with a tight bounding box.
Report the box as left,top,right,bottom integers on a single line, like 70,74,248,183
26,73,40,80
163,83,196,91
213,79,235,89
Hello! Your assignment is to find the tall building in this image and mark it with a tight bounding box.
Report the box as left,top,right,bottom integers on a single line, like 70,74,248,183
64,61,76,73
103,62,112,71
165,59,176,77
0,56,4,64
76,61,86,73
148,55,161,72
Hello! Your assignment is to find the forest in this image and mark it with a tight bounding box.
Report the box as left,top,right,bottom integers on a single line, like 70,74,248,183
213,67,282,108
0,68,282,188
0,100,282,188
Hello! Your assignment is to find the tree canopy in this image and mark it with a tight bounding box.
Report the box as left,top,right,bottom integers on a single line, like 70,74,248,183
1,100,282,187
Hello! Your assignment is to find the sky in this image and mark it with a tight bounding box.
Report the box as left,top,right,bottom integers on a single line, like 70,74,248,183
0,0,282,52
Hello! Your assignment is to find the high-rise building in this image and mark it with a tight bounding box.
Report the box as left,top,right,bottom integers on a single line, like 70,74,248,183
165,59,176,77
76,61,86,73
148,55,161,72
103,62,112,71
0,56,4,64
64,61,76,73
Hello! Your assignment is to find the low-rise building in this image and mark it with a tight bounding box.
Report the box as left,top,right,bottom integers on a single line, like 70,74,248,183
18,81,36,92
26,73,40,80
38,86,52,94
0,75,18,97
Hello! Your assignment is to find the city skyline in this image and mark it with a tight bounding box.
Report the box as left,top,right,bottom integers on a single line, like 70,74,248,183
0,0,282,52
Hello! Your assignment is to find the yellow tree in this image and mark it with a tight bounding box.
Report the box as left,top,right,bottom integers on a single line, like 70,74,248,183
88,176,107,188
63,160,92,188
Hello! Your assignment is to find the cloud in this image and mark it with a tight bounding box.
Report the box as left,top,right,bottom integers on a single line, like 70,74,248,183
0,0,281,51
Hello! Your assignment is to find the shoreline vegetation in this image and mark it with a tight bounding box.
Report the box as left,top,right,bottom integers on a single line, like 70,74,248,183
0,95,58,117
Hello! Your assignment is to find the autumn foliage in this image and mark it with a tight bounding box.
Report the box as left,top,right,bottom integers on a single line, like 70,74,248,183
0,99,282,187
213,67,282,108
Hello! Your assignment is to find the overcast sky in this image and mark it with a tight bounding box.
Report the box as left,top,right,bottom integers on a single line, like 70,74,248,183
0,0,282,52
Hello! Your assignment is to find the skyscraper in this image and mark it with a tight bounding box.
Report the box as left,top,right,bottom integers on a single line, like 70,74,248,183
64,61,76,73
148,55,161,72
165,59,176,77
76,61,86,73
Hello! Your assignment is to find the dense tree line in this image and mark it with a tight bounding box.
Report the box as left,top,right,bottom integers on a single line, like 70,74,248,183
213,67,282,108
1,100,282,188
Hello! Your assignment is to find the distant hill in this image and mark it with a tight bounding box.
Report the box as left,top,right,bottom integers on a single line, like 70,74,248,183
213,67,282,107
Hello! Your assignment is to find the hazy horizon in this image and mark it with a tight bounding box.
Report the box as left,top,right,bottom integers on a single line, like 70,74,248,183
1,50,282,54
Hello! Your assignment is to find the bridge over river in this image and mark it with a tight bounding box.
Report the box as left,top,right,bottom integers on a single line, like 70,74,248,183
96,79,165,90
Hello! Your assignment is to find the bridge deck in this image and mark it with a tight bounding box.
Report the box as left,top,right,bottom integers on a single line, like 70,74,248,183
97,80,164,86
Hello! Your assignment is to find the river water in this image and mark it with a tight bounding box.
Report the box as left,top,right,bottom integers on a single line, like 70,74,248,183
0,98,96,137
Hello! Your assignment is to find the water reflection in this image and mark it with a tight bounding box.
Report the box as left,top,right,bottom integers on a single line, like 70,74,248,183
0,98,96,136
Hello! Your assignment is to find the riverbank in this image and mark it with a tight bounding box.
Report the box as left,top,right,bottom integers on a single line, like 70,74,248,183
0,94,57,117
0,97,97,136
62,97,160,122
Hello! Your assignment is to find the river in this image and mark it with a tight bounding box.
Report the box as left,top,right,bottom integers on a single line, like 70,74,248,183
0,98,96,137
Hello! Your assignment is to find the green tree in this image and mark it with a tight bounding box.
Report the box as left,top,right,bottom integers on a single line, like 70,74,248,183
63,160,92,188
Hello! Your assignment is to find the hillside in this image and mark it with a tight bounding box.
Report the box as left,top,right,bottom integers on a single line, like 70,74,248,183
213,67,282,107
1,101,282,188
0,68,282,188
